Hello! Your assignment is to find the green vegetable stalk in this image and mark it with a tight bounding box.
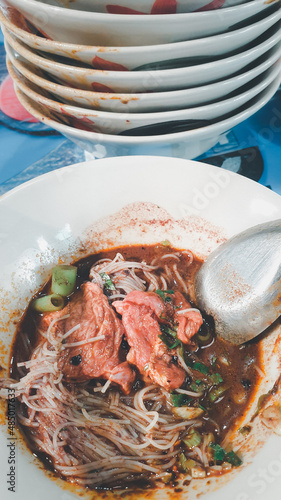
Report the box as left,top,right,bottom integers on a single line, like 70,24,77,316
31,293,65,313
51,265,77,297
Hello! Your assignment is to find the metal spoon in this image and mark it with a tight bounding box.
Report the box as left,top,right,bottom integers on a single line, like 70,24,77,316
195,219,281,345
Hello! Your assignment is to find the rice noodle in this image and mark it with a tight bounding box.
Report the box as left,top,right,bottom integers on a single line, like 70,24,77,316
0,248,225,489
62,335,105,349
176,308,201,315
175,388,203,398
172,264,188,294
176,348,194,377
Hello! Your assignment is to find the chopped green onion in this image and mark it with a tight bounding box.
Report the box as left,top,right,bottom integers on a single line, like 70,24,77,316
193,362,209,375
156,289,165,300
178,453,197,473
159,324,181,349
183,429,202,449
31,293,65,313
51,265,77,297
161,473,172,484
159,312,170,322
159,334,181,349
209,443,226,462
209,384,228,402
190,381,206,393
185,459,197,470
225,451,242,467
178,349,208,374
196,330,212,345
238,425,251,436
155,289,175,302
209,373,223,385
253,393,269,417
159,324,177,338
169,339,181,349
212,356,217,368
171,392,191,407
164,296,172,303
209,443,242,467
99,272,116,291
197,330,211,341
178,452,189,472
161,240,171,247
199,403,207,412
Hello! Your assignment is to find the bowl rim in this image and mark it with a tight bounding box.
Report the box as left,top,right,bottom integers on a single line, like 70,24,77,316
0,5,280,53
6,38,281,103
7,57,281,122
14,73,281,145
4,23,281,79
3,0,275,22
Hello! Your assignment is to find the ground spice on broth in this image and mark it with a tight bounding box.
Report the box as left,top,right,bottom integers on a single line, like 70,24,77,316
10,244,261,489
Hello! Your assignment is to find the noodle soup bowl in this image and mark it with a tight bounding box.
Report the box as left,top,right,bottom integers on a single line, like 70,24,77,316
0,156,281,500
6,40,281,112
7,57,281,135
36,0,249,14
0,5,280,70
0,0,278,46
12,75,281,156
3,23,281,92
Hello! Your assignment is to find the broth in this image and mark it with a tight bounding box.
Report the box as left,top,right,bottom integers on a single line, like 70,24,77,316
9,244,261,490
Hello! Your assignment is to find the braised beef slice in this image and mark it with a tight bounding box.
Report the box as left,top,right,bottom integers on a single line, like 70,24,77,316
113,291,185,391
38,282,135,394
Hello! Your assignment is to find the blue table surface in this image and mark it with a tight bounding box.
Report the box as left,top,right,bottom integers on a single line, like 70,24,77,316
0,28,281,196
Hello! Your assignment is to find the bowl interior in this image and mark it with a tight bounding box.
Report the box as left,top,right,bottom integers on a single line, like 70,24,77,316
1,156,281,500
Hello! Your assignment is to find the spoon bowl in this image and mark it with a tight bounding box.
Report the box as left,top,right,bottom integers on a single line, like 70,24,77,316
195,219,281,344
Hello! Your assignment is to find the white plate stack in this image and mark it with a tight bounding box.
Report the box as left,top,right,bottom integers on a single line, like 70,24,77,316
0,0,280,158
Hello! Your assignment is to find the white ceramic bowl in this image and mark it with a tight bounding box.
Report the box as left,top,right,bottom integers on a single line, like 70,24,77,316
7,57,281,136
1,156,281,500
0,0,278,46
6,40,281,113
1,6,280,71
14,75,281,158
3,24,281,92
39,0,248,14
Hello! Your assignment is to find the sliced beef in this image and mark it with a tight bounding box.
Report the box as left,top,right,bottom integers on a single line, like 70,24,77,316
113,290,203,391
37,307,67,337
173,291,203,344
38,282,135,394
113,292,186,391
108,361,136,395
121,290,166,319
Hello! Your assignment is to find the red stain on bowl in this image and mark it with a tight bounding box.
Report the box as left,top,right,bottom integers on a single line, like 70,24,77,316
92,56,128,71
195,0,226,11
69,116,97,132
91,82,115,92
106,5,145,14
151,0,177,14
36,28,53,40
6,6,33,33
59,106,98,131
0,76,38,122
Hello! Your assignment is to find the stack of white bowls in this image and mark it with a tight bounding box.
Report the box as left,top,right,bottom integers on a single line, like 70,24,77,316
0,0,280,158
